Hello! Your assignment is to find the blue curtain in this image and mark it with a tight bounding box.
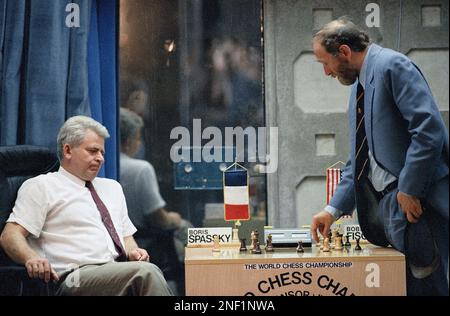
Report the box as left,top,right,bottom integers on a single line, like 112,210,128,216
88,0,118,179
0,0,118,179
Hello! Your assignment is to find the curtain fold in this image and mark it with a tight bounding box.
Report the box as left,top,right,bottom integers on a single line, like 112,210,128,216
0,0,26,145
0,0,118,179
88,0,118,179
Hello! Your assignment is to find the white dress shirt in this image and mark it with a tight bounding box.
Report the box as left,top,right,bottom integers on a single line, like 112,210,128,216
7,167,137,272
120,153,166,229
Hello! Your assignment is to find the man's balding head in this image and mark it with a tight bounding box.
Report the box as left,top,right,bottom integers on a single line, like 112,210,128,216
313,18,370,55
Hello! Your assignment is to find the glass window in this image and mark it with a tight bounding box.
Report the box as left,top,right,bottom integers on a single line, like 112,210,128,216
119,0,266,235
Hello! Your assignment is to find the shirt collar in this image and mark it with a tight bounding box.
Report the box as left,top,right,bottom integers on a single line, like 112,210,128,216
58,166,88,187
358,44,373,89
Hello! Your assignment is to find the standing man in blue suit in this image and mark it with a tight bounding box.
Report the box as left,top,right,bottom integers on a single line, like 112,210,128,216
310,18,448,296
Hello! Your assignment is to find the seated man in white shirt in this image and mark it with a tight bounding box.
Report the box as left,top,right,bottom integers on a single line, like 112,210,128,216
0,115,172,296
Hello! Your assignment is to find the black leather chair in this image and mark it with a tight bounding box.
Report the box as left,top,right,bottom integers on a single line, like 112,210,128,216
133,227,185,295
0,145,59,295
0,145,185,295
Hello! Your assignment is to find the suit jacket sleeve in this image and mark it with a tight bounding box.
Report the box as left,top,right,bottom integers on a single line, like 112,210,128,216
382,55,447,198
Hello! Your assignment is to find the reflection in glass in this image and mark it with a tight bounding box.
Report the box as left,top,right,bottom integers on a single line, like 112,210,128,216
119,0,265,231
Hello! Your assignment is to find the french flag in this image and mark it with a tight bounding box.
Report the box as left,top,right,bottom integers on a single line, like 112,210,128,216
223,169,250,221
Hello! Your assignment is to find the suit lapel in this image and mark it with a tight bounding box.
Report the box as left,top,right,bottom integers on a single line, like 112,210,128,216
363,44,382,158
349,84,358,176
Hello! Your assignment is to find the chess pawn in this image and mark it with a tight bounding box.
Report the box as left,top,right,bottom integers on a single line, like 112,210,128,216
331,229,338,249
296,241,304,253
343,244,350,253
212,235,220,252
344,235,352,248
250,230,257,250
265,235,274,252
334,235,343,250
354,237,362,251
239,238,247,252
254,242,262,254
322,238,330,252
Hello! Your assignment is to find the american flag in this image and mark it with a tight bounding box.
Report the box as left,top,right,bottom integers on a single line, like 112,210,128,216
326,168,342,205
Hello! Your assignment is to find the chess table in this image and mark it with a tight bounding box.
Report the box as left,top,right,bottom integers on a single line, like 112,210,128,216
185,244,406,296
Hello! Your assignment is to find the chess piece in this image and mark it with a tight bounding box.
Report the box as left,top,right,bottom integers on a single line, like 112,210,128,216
296,241,304,253
327,231,333,249
212,235,220,252
232,228,239,243
344,235,352,248
232,220,241,243
254,242,262,254
343,244,350,253
323,238,330,252
239,238,247,252
265,234,274,252
254,229,260,246
250,230,257,250
354,237,362,251
334,235,343,250
331,229,338,249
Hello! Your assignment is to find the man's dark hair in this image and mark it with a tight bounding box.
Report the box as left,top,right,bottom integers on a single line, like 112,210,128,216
119,74,149,108
313,17,370,54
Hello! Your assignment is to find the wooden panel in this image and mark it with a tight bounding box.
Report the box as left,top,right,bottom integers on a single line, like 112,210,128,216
185,245,406,296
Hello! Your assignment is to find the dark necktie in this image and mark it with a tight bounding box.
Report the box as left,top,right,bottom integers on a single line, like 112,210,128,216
355,83,369,181
86,181,127,261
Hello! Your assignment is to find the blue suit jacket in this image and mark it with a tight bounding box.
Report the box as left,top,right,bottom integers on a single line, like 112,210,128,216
330,44,449,216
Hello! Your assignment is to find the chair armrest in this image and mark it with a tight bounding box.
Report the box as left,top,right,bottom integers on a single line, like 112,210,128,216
0,266,56,296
